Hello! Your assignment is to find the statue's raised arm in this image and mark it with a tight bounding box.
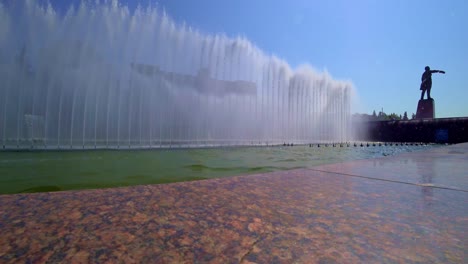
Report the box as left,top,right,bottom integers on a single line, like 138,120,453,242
430,69,445,74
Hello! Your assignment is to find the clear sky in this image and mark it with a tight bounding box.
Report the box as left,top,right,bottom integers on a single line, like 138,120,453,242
49,0,468,117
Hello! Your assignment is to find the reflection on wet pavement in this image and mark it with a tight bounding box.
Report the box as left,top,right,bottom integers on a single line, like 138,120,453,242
311,143,468,191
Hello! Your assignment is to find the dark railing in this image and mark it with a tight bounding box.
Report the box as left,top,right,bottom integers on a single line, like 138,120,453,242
354,117,468,143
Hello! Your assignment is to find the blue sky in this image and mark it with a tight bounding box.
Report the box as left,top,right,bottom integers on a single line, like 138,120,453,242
49,0,468,117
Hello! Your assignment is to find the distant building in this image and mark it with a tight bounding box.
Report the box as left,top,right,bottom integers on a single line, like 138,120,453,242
130,63,256,97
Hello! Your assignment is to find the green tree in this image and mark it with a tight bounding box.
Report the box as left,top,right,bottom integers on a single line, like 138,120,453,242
403,111,408,120
378,111,387,120
388,113,400,120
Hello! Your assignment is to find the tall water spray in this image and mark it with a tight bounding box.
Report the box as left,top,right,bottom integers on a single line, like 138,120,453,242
0,1,353,149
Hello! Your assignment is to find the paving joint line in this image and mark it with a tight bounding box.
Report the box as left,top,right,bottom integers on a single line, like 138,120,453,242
307,168,467,193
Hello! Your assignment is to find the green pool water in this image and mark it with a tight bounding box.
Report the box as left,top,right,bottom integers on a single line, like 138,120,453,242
0,144,439,194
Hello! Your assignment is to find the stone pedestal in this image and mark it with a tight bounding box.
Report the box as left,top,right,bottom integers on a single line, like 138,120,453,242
416,99,435,119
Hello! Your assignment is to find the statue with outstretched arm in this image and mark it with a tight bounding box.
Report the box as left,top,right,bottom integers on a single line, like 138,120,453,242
420,66,445,100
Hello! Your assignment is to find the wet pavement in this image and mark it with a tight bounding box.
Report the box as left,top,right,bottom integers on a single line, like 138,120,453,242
0,144,467,263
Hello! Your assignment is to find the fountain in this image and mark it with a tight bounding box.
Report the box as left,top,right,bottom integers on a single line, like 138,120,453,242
0,1,353,150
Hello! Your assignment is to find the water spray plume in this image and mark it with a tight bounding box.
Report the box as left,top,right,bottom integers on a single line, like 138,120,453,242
0,1,354,149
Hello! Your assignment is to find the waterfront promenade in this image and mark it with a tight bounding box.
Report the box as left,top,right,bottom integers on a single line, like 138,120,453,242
1,144,466,263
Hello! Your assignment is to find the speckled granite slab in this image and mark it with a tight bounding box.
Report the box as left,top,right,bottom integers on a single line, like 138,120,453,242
1,144,467,263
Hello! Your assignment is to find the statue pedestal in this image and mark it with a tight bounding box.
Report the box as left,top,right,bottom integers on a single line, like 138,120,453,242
416,99,435,119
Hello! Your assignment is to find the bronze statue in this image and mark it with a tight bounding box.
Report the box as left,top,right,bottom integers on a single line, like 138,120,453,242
420,66,445,100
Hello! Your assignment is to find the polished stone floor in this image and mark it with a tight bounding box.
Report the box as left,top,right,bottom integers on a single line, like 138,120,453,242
0,144,467,263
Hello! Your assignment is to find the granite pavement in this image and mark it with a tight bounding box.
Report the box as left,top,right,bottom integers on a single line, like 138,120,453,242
1,143,467,263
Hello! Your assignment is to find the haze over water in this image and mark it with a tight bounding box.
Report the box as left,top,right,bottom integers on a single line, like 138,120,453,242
0,0,353,149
